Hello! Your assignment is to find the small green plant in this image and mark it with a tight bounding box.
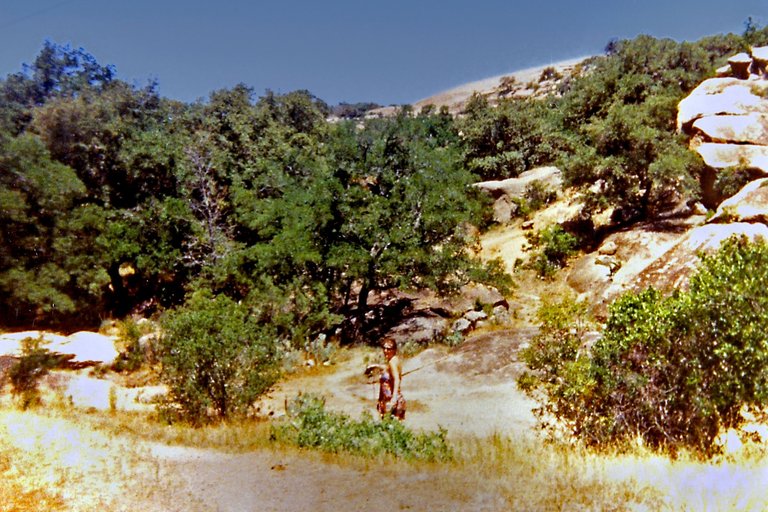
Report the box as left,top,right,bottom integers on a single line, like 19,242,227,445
713,165,752,201
527,225,579,277
523,180,557,211
442,330,464,347
303,333,336,366
8,336,61,409
270,394,452,462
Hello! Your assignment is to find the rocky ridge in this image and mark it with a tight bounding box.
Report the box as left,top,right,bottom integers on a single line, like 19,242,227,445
568,46,768,314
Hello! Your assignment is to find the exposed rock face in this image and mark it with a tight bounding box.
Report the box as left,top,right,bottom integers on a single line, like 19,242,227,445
474,166,563,199
568,219,698,315
0,331,118,365
632,223,768,293
387,313,449,345
692,113,768,145
474,167,563,224
709,177,768,224
678,47,768,181
570,58,768,314
677,78,768,132
694,143,768,175
369,283,507,344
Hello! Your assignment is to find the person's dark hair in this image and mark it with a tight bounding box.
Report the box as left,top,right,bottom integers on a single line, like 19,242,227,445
382,338,397,351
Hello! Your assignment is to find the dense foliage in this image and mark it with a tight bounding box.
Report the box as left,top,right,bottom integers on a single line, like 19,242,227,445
520,237,768,455
159,291,280,423
458,28,768,224
0,42,497,337
4,26,768,425
270,394,452,461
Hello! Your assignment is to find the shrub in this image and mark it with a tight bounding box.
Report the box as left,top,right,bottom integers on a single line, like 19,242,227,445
270,394,452,462
112,317,155,372
713,165,752,202
520,236,768,455
8,336,61,409
527,225,579,277
158,291,280,424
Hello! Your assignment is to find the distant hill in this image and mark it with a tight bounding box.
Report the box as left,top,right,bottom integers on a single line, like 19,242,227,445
367,56,592,117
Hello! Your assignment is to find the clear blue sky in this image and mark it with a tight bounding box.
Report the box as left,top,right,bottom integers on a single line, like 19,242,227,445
0,0,766,105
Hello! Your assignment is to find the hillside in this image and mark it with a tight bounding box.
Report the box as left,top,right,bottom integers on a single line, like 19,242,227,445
7,30,768,510
367,56,589,116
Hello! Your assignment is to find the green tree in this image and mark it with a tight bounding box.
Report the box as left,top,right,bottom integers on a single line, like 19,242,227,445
159,291,280,424
325,112,495,340
458,94,559,180
556,35,742,220
0,134,101,326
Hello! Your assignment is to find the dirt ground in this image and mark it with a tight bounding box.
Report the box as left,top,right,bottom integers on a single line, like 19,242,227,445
254,328,539,439
0,328,538,512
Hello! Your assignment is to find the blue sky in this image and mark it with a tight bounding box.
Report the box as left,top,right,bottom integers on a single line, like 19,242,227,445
0,0,766,105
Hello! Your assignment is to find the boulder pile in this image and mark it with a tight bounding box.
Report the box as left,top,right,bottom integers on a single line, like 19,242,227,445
570,48,768,315
678,46,768,188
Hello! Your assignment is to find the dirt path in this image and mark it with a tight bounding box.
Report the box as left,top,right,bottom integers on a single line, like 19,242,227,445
254,328,539,439
0,328,536,511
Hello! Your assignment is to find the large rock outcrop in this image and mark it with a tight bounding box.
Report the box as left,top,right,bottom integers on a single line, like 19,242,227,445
0,331,119,365
569,51,768,315
679,47,768,180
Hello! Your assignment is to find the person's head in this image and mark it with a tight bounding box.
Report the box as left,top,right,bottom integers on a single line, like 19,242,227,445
382,338,397,358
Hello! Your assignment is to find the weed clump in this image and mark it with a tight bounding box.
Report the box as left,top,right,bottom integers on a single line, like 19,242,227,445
8,336,61,409
271,394,452,462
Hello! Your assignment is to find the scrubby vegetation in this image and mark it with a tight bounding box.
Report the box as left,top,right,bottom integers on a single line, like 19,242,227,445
270,394,452,461
8,336,63,409
4,20,768,441
521,236,768,456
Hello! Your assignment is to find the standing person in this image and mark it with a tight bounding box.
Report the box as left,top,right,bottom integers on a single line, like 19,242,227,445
377,338,406,420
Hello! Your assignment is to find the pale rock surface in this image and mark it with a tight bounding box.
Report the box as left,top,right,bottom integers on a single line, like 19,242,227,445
694,143,768,175
598,240,618,255
50,331,119,365
452,318,472,334
677,78,768,131
0,331,68,356
492,195,517,224
464,310,488,324
709,177,768,224
386,313,449,345
633,222,768,293
0,330,118,365
716,64,732,77
568,219,701,315
473,166,562,199
692,113,768,145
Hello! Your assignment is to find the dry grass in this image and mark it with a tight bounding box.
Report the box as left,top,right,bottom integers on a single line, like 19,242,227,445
0,403,208,511
0,438,67,512
6,399,768,510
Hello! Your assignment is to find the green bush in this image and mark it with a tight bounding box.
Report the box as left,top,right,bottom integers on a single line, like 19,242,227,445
520,236,768,455
713,165,752,202
8,336,61,409
527,225,579,277
271,394,452,462
158,291,280,424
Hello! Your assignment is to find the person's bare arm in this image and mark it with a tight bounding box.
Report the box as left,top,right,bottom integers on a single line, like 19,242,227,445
389,356,402,397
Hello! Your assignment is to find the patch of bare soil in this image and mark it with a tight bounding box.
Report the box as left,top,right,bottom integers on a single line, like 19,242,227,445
254,328,538,439
1,326,536,511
